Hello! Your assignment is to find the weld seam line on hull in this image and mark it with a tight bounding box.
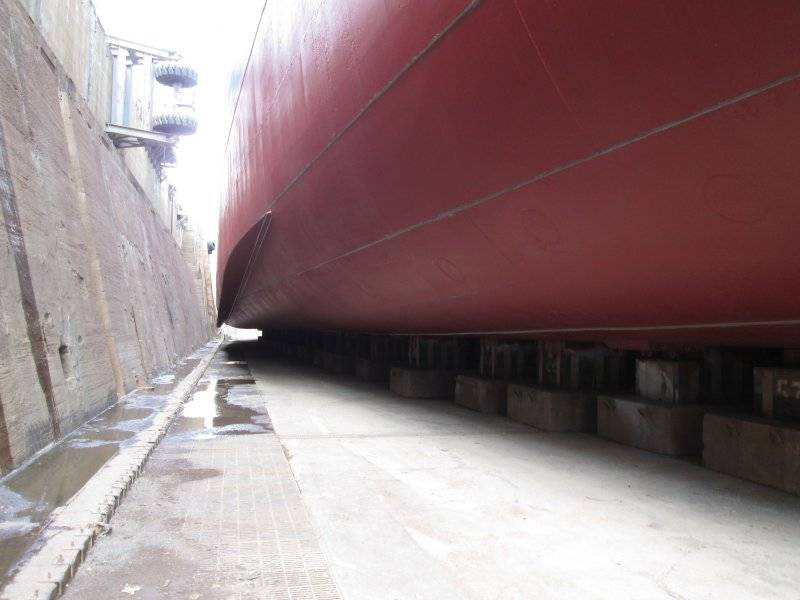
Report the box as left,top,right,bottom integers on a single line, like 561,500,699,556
226,211,272,326
237,68,800,308
225,0,329,154
225,0,482,318
237,318,800,340
396,318,800,338
279,431,535,440
262,0,483,213
512,0,585,136
223,0,269,150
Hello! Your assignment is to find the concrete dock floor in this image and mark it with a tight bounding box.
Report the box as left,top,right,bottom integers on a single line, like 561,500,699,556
63,344,800,599
61,344,340,600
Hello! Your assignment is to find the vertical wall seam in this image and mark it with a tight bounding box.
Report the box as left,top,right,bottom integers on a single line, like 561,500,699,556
0,391,11,473
131,307,149,385
58,90,127,398
0,116,61,440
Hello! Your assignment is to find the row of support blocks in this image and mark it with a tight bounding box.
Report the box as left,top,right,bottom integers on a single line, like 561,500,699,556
387,347,800,496
269,333,800,497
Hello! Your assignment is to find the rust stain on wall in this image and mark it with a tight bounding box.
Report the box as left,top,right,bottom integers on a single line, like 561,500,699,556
0,117,61,440
58,90,126,398
0,391,12,473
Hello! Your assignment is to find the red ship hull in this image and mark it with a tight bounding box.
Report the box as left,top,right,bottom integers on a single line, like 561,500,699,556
218,0,800,349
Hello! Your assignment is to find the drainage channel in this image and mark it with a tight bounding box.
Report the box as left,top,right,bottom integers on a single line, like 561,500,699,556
0,340,220,597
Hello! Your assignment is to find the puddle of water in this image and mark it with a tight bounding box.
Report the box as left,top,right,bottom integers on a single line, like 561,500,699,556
201,365,252,380
0,518,37,542
0,389,170,584
94,407,153,423
151,373,175,386
71,429,135,443
187,341,218,361
0,436,119,582
206,423,268,436
174,378,272,438
147,357,200,396
0,342,252,588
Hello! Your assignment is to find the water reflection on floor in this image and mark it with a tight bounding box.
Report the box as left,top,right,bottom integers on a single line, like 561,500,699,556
0,351,207,586
164,341,272,440
173,359,272,438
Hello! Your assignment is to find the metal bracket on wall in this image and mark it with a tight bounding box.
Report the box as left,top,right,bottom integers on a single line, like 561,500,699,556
105,123,175,148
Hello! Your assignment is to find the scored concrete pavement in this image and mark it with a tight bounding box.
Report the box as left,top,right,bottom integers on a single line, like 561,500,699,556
248,352,800,600
61,343,340,600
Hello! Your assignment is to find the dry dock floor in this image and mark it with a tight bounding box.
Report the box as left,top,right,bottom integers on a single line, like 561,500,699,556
63,342,800,599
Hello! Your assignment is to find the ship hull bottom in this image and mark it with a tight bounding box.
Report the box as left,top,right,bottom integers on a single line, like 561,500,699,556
221,79,800,350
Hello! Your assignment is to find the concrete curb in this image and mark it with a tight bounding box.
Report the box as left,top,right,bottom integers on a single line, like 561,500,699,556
1,338,223,600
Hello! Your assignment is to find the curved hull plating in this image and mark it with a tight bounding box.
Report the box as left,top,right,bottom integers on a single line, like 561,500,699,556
218,0,800,348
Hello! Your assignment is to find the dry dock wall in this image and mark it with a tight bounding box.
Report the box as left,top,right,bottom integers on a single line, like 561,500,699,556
181,223,217,332
19,0,111,124
0,0,214,472
19,0,174,233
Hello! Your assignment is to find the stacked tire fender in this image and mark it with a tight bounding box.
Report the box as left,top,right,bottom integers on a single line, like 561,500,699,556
152,62,198,136
153,62,198,88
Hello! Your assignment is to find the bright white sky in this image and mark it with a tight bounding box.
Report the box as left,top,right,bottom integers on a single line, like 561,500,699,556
94,0,265,248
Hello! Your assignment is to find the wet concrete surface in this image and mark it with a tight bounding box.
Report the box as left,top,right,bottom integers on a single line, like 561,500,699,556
61,341,339,600
171,344,273,440
0,355,204,587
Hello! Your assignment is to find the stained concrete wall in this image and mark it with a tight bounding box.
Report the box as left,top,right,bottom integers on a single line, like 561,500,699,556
0,0,214,472
181,224,217,335
20,0,111,123
19,0,167,234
